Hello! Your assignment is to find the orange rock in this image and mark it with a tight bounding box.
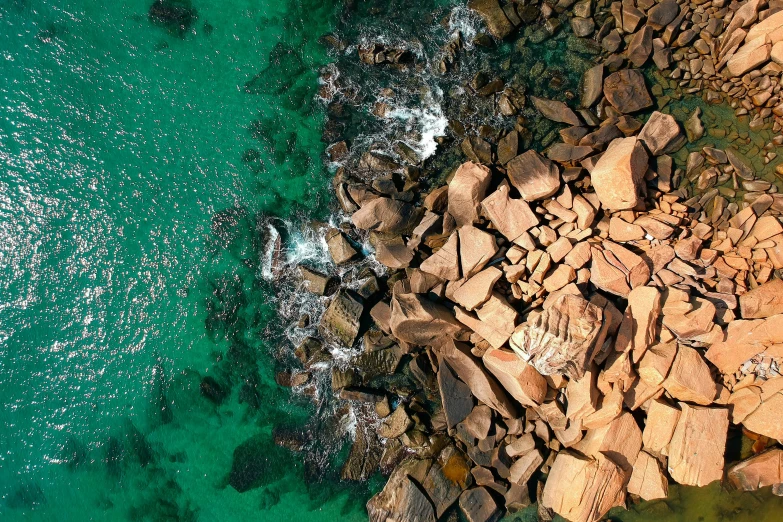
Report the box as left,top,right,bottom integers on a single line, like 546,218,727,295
740,279,783,319
706,314,783,375
573,411,642,473
448,161,492,227
728,386,762,424
482,347,547,407
566,368,599,420
452,267,502,311
507,150,561,202
668,403,728,487
390,292,465,345
727,449,783,491
481,184,539,244
641,398,680,456
663,344,717,405
459,225,498,278
590,136,648,210
582,384,624,429
627,450,669,500
615,286,662,362
420,232,461,281
743,392,783,440
637,341,677,386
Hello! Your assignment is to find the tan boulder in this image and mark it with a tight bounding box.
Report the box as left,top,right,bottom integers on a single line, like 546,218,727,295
580,64,604,108
590,241,651,297
448,161,492,227
481,184,539,244
566,368,599,420
668,403,728,487
642,398,681,456
543,452,627,522
467,0,515,39
637,341,677,386
326,228,359,265
459,225,498,278
638,111,685,156
745,11,783,45
706,314,783,375
531,96,581,126
573,412,642,473
420,232,460,281
603,69,653,113
727,386,762,424
662,295,717,342
740,278,783,319
436,340,519,418
627,450,669,501
727,449,783,491
455,293,517,350
726,35,772,77
509,294,604,379
507,150,561,201
508,449,544,485
590,137,648,210
663,344,717,405
352,197,420,234
453,267,502,311
615,286,662,362
483,347,547,406
743,392,783,440
390,292,464,345
609,217,645,241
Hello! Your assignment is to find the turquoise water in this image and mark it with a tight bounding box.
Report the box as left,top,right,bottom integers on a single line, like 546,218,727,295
0,0,373,519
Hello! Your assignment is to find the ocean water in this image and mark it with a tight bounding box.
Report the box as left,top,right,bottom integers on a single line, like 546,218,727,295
0,0,375,519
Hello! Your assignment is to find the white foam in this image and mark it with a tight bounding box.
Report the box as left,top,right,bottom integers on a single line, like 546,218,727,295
387,94,447,161
447,5,482,50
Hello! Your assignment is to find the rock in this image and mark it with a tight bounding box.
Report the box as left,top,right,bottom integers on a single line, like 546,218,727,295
542,452,627,522
449,162,492,227
462,136,493,164
772,41,783,65
497,131,519,164
603,69,653,113
390,292,464,345
459,225,498,278
667,403,728,487
509,294,604,379
590,137,648,210
482,347,547,406
706,315,783,375
507,150,561,202
627,26,653,67
743,392,783,440
572,412,642,473
740,279,783,318
463,404,492,439
423,445,473,517
609,217,645,241
356,345,403,381
420,232,461,281
459,487,501,522
352,197,420,234
663,345,717,405
726,35,772,77
453,267,503,311
638,111,685,156
642,398,680,456
627,450,669,500
508,448,543,485
436,340,519,418
647,0,679,30
438,359,474,430
373,235,414,269
531,96,581,126
481,184,539,244
745,10,783,44
726,148,755,181
570,17,595,38
685,108,704,142
298,265,336,295
342,426,382,481
615,286,662,362
149,0,198,35
590,242,650,297
379,406,413,439
325,228,359,265
367,458,436,522
319,290,363,347
456,292,517,349
468,0,515,39
580,65,604,108
637,341,677,386
727,449,783,492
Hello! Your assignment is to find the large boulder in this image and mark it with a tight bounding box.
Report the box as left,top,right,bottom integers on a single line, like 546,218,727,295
638,111,685,156
481,184,539,244
389,292,464,345
506,150,561,201
739,278,783,318
603,69,653,113
352,197,420,234
367,458,436,522
727,35,772,77
319,290,363,347
531,96,581,125
727,449,783,492
448,162,492,227
590,137,648,210
667,403,728,487
482,347,547,406
468,0,515,39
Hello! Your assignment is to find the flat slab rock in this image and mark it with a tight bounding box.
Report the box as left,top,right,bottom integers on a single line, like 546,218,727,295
727,449,783,492
319,290,363,347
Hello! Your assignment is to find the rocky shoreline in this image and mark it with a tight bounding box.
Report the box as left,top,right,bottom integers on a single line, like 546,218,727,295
287,0,783,521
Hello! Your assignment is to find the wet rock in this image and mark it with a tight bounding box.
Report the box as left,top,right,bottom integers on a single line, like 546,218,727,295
496,131,519,164
423,445,473,517
149,0,197,36
468,0,515,39
356,345,404,381
627,26,653,67
580,64,604,108
590,136,648,210
509,294,604,379
638,111,684,156
727,449,783,492
448,161,492,227
507,150,561,202
298,265,336,296
685,108,704,142
295,337,330,368
459,487,501,522
390,292,464,345
530,96,581,126
379,406,414,439
603,69,653,114
358,43,413,65
462,136,493,164
325,228,359,265
200,376,228,404
319,290,363,347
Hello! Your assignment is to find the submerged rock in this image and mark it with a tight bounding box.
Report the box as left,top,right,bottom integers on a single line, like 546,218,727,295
148,0,197,35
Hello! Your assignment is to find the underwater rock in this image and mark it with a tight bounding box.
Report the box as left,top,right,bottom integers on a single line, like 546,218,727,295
148,0,197,36
228,436,287,492
200,376,228,404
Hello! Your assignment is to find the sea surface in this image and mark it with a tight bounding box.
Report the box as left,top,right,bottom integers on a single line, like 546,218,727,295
3,0,783,521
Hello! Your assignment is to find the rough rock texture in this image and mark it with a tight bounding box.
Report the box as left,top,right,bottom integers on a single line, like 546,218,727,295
506,150,561,201
482,347,547,406
531,96,581,126
638,111,685,156
459,487,501,522
481,184,539,244
739,278,783,319
438,359,474,430
727,449,783,492
590,137,648,210
627,450,669,500
319,290,363,347
509,294,603,378
603,69,653,113
367,458,436,522
668,404,729,487
390,292,464,345
352,197,420,234
449,162,492,227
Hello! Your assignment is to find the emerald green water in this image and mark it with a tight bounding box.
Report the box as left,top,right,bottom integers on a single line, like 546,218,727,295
0,0,372,519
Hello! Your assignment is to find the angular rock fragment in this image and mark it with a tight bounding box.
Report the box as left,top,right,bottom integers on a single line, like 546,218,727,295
638,111,685,156
615,286,662,362
468,0,515,39
727,449,783,492
603,69,653,113
459,487,501,522
352,197,420,234
637,341,677,386
459,225,499,278
367,458,436,522
667,403,728,487
662,345,717,405
319,290,363,347
627,450,669,500
642,398,680,456
509,294,603,378
449,161,492,227
481,184,539,244
743,392,783,440
482,347,547,406
423,445,473,517
726,35,772,78
390,292,464,345
326,228,359,265
739,279,783,319
580,64,604,108
573,412,642,473
590,137,648,210
420,232,460,281
438,359,474,430
706,314,783,375
453,267,503,311
531,96,581,126
379,406,413,439
507,150,561,202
